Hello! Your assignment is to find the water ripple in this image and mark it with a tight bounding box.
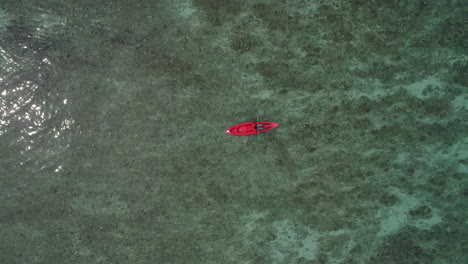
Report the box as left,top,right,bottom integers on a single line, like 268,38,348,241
0,45,74,172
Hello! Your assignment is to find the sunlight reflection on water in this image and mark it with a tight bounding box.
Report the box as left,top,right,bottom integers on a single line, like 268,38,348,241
0,45,73,172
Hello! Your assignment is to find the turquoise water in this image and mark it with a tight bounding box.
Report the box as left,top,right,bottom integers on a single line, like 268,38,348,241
0,1,467,263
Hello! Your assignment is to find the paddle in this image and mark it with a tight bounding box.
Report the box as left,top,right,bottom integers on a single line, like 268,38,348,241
256,112,260,141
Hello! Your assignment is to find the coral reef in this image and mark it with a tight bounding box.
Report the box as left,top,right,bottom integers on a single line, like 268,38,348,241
0,0,466,263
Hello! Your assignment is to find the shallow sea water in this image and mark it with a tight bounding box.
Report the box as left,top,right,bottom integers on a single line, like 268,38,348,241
0,1,467,263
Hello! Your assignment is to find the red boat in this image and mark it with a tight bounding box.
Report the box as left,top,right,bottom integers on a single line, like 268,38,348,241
224,121,279,136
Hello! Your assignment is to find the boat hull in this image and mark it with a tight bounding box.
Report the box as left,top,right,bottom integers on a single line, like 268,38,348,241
224,121,279,136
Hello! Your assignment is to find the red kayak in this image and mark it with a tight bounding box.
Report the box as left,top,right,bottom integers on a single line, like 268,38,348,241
224,121,279,136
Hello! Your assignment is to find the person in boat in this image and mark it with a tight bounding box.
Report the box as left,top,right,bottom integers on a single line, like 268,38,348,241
254,124,264,130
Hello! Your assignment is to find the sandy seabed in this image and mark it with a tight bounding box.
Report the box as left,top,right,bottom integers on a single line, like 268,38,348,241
0,0,467,263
